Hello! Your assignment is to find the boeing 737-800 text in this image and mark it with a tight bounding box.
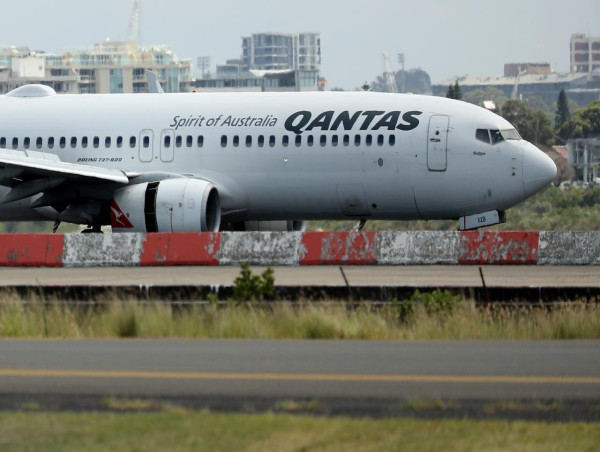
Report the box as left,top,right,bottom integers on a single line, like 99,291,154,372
0,80,556,233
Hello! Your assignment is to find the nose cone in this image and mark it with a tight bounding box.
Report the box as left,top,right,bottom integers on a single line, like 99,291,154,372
523,145,557,197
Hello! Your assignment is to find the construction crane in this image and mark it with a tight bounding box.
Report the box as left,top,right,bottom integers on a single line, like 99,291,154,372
128,0,141,43
382,51,398,93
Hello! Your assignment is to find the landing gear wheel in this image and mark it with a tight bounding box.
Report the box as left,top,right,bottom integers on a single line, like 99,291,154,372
81,225,103,234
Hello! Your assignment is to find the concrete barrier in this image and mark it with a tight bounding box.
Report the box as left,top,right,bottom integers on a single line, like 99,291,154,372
538,231,600,265
299,231,377,265
62,233,145,267
219,232,302,265
140,233,221,266
0,231,598,267
377,231,460,265
0,234,63,267
459,231,539,265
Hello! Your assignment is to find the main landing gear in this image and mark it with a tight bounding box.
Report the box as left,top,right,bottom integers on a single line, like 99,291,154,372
81,225,103,234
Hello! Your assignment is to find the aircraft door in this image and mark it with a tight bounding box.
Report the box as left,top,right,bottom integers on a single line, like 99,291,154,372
160,129,175,162
427,115,449,171
139,129,154,162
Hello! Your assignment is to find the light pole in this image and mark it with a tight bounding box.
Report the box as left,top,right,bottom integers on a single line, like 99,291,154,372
397,53,405,93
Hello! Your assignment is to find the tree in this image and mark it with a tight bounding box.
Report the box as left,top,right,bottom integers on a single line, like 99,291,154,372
446,83,455,99
555,89,570,130
557,101,600,140
500,99,554,146
453,80,462,100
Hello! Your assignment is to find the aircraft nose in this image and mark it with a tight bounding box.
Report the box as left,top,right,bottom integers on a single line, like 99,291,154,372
522,144,557,197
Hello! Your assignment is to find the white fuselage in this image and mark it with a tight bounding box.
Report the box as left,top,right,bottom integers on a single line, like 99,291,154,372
0,90,556,226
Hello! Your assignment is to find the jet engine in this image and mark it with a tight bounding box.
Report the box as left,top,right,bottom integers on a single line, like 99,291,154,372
111,178,220,232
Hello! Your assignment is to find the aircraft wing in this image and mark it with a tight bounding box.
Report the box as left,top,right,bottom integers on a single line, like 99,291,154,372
0,149,129,204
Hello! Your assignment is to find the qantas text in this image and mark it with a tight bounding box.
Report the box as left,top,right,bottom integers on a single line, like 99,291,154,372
284,110,423,135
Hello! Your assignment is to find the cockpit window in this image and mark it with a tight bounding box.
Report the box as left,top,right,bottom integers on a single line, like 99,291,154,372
490,130,504,144
476,129,490,144
500,129,521,140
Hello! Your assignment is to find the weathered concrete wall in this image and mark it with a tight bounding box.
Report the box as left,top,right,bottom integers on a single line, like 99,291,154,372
219,232,302,266
62,234,145,267
1,231,599,267
459,231,539,265
538,231,600,265
377,231,460,265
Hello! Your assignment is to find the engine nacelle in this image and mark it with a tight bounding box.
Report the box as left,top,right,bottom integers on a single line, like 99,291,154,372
233,220,307,232
111,179,221,232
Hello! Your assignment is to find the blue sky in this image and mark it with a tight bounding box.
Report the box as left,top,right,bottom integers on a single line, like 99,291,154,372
4,0,599,89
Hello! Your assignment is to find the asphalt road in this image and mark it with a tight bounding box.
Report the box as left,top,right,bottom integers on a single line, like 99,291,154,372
0,265,598,287
1,340,599,402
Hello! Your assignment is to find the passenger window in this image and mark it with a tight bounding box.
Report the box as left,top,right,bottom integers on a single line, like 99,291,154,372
143,136,150,148
176,136,182,148
343,135,350,146
82,137,88,149
258,135,264,147
59,137,66,149
332,135,338,147
233,135,239,147
12,138,18,149
490,130,504,144
117,136,123,148
197,135,204,147
36,137,42,149
307,135,314,147
295,135,302,147
282,135,289,147
24,137,30,149
320,135,327,146
164,135,171,147
246,135,252,147
129,136,136,148
269,135,276,147
0,137,5,148
186,135,193,147
105,137,111,148
93,136,99,148
355,135,361,146
221,135,227,147
389,135,396,146
377,135,384,146
476,129,490,144
70,137,77,148
48,137,54,149
366,135,372,146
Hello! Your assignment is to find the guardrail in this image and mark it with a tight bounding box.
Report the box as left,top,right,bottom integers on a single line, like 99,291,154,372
0,231,598,267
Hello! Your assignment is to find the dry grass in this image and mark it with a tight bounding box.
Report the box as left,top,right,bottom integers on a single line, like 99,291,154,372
0,291,599,340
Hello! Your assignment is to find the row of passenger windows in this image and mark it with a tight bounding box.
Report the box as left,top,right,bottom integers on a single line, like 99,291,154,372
0,136,141,150
0,133,397,151
219,134,397,148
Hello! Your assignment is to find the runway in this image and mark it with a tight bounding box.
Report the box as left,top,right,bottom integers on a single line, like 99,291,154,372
1,340,599,418
0,265,598,287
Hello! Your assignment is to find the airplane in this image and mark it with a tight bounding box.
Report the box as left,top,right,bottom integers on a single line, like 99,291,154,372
0,74,556,233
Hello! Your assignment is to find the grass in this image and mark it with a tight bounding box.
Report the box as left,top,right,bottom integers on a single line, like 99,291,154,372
0,293,599,340
0,411,598,452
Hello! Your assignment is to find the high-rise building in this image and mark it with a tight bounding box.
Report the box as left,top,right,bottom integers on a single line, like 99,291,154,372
570,33,600,79
0,41,193,95
240,32,321,73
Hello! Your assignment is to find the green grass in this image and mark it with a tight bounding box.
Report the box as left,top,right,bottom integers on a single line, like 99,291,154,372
0,412,598,452
1,295,599,340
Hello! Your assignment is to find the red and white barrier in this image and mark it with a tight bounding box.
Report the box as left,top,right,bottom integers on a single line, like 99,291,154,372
0,231,597,267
